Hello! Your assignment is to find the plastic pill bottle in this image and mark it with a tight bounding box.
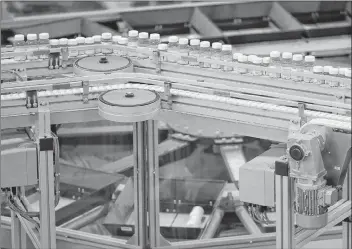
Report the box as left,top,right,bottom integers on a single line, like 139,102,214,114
237,54,248,74
137,32,150,59
199,41,211,68
167,36,179,63
312,66,323,85
38,33,50,59
189,39,200,66
128,30,139,57
281,52,293,80
75,37,86,55
158,43,168,62
149,33,161,59
92,35,102,54
303,55,315,82
211,42,222,69
85,37,95,56
26,34,38,60
292,54,303,82
112,35,121,54
13,34,26,61
101,32,113,54
177,38,189,65
118,37,128,57
252,57,263,76
68,39,78,58
269,51,281,78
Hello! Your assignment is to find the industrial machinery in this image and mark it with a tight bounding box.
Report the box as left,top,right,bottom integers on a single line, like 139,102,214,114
0,4,351,247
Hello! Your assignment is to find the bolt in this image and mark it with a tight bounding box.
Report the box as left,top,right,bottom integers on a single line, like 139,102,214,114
125,92,134,98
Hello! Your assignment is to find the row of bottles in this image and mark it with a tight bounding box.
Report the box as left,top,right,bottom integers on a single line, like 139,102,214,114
9,31,351,88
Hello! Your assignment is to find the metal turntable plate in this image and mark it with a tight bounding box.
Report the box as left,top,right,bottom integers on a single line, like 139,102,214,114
100,89,158,107
73,55,133,75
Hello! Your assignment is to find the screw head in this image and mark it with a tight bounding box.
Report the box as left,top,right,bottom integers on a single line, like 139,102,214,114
125,92,134,98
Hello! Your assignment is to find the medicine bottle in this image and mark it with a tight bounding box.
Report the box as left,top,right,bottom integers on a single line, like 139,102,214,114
252,57,263,76
101,33,113,54
92,35,102,54
167,36,179,63
211,42,222,69
327,67,339,87
177,38,189,65
26,34,38,60
269,51,281,78
199,41,211,68
221,45,233,71
118,37,128,57
323,66,333,85
189,39,200,66
292,54,303,82
262,57,270,76
138,32,150,59
68,39,78,58
38,33,50,59
312,66,323,85
112,35,121,54
281,52,293,80
237,54,248,74
49,39,60,69
85,37,95,56
232,53,243,74
158,43,168,62
13,34,26,61
303,55,315,83
75,37,85,55
128,30,139,57
149,33,161,59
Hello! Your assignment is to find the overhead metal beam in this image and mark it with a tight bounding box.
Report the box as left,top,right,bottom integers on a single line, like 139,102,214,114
190,7,223,36
80,18,120,37
269,2,303,31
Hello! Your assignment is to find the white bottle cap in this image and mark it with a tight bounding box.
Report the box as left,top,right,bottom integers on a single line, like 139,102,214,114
128,30,139,37
39,33,49,40
345,69,351,77
282,52,293,59
293,54,303,61
50,39,59,46
59,38,68,45
329,67,338,75
68,39,78,46
304,55,315,62
102,33,112,39
168,36,179,43
179,38,189,45
253,57,263,64
212,42,222,49
76,37,85,44
150,33,160,40
85,37,94,44
313,65,323,73
190,39,200,46
263,57,271,64
112,35,121,42
248,55,257,62
92,35,101,42
200,41,210,48
139,32,149,39
158,43,168,50
27,34,37,40
233,53,243,60
323,66,332,73
270,51,280,58
238,54,248,62
118,37,128,45
221,44,232,51
338,68,346,75
14,34,25,41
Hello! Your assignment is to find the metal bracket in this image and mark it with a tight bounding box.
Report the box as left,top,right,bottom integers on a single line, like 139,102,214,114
25,90,38,109
163,81,172,109
275,157,289,176
82,81,89,103
39,137,54,151
298,103,307,126
48,52,60,69
154,50,161,74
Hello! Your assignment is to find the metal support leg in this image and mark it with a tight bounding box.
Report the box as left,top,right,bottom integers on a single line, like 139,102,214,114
36,103,56,249
133,121,148,247
343,165,351,249
275,160,295,249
